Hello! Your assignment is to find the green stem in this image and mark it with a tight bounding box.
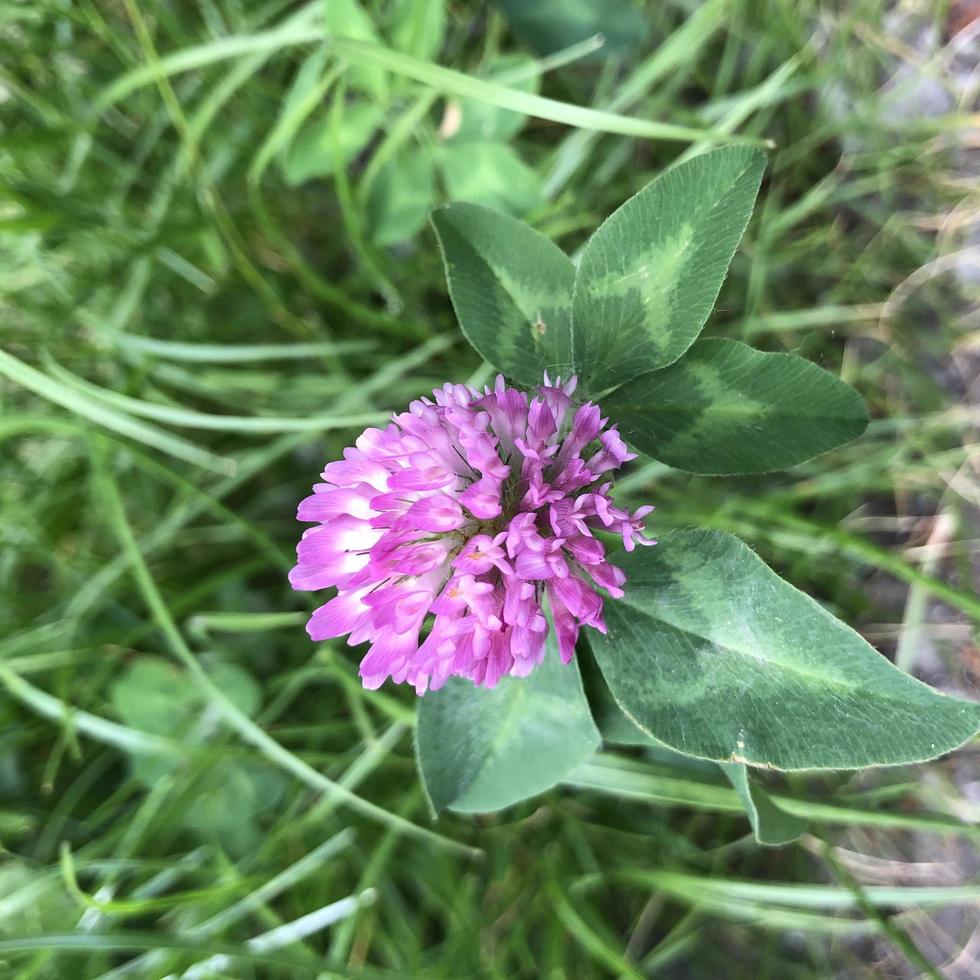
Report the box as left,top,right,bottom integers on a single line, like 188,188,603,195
92,442,480,859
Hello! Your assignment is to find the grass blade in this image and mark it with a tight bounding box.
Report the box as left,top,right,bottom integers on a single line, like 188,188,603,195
92,444,479,859
0,349,235,474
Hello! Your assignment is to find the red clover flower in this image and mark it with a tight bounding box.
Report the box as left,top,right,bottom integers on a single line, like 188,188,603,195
290,373,653,694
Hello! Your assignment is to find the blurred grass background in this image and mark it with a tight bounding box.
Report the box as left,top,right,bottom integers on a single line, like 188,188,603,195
1,0,979,976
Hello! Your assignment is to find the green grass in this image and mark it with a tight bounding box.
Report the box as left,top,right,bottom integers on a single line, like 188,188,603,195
2,0,979,976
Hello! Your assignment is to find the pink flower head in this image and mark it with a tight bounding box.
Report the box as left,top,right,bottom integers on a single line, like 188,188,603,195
290,374,653,694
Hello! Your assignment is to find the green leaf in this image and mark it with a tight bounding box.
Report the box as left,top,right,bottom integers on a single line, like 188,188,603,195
386,0,445,60
491,0,646,58
446,54,539,143
208,661,262,718
592,666,731,774
595,690,655,747
431,202,575,385
416,634,600,813
439,140,544,216
366,145,436,246
183,760,288,855
279,45,332,128
111,658,275,851
111,657,261,741
601,339,868,474
282,102,384,185
111,657,261,787
111,657,198,738
593,672,795,836
268,46,338,181
591,529,980,770
323,0,388,100
720,763,809,846
571,146,767,394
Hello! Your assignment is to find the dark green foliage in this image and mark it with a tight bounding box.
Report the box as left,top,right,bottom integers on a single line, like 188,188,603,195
1,0,977,976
